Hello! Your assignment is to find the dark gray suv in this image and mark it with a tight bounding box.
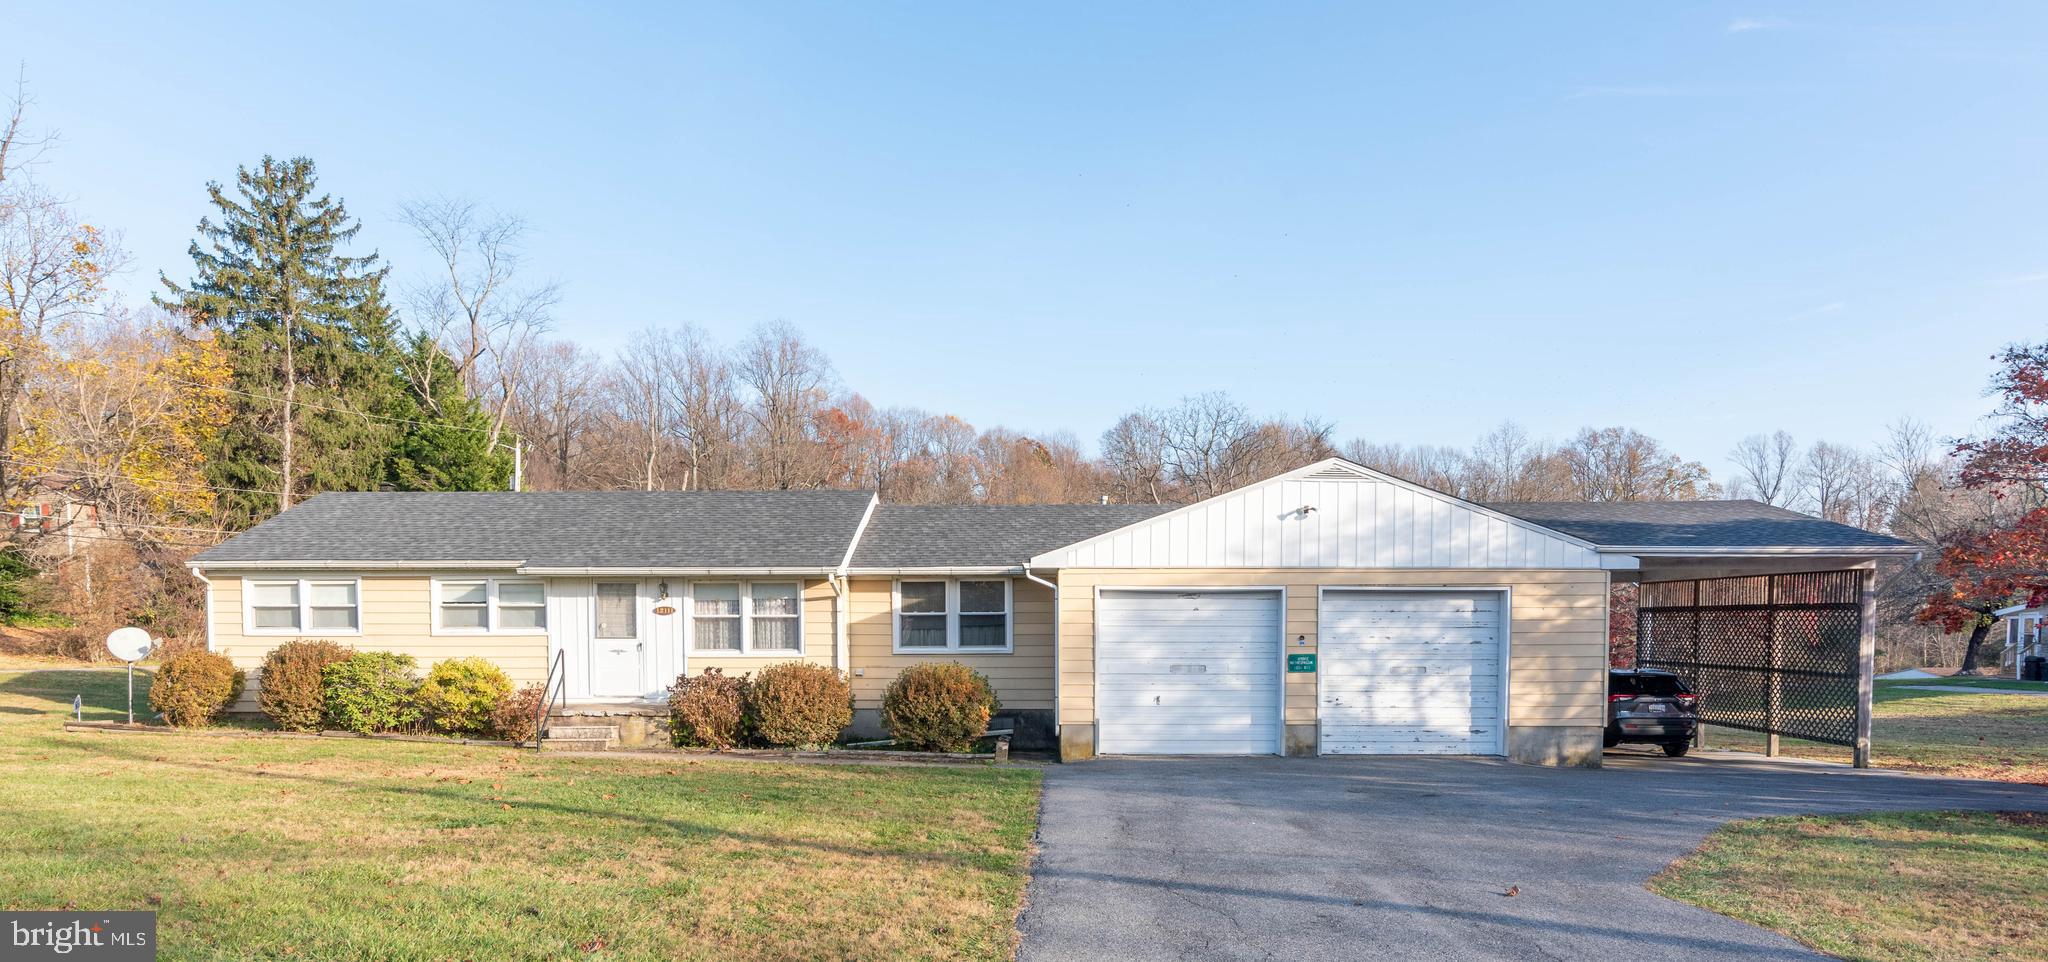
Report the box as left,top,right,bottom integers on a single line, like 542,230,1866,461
1605,669,1699,756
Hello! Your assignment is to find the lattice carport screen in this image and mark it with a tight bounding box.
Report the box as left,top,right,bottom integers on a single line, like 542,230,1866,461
1636,570,1869,755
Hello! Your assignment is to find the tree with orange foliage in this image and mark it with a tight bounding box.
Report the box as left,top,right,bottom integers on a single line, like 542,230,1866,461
1918,341,2048,672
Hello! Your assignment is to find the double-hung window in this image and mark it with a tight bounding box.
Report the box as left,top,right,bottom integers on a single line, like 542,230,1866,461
687,582,803,655
893,579,1011,652
246,577,360,634
435,578,548,633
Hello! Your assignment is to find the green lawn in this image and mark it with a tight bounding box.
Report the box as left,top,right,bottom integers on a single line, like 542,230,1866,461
1879,676,2048,693
0,670,1042,962
1653,811,2048,962
1706,686,2048,784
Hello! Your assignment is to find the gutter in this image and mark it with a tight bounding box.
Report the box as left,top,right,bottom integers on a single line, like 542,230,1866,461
1021,563,1061,741
189,566,214,653
830,495,880,674
1596,545,1924,558
192,560,527,571
516,566,837,577
844,565,1025,576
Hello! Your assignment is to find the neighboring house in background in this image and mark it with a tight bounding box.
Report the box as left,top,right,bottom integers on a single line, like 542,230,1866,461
10,475,107,546
189,458,1917,764
1995,603,2047,680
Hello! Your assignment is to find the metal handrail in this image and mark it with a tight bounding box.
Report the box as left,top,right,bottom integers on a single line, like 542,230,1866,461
534,648,567,753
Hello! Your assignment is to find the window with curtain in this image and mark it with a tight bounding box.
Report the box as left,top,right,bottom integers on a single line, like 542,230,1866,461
898,581,950,649
693,583,742,651
750,583,801,651
249,581,301,630
496,581,547,629
957,580,1008,648
437,579,547,632
596,583,638,639
247,578,361,633
439,580,490,629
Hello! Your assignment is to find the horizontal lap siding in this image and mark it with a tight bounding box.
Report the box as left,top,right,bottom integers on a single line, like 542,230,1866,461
209,573,549,713
1054,568,1609,729
846,577,1053,710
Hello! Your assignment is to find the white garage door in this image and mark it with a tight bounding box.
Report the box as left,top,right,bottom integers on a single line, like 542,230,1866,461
1095,590,1282,755
1319,590,1504,755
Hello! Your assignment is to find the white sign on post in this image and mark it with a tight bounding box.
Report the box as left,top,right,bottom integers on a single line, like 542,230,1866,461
105,627,153,725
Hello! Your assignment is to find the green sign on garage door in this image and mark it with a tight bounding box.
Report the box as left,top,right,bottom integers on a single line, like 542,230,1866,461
1286,653,1317,673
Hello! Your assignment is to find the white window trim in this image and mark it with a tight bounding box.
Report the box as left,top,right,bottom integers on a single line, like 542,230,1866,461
241,575,363,636
684,580,806,656
431,577,551,636
891,578,1013,654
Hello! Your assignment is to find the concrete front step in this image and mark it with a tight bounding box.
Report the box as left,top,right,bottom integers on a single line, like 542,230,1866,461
546,724,621,744
540,737,614,752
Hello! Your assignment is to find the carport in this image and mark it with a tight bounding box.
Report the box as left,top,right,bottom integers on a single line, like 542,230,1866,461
1487,501,1925,768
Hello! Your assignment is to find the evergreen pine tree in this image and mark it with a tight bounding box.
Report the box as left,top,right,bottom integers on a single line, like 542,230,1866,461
156,156,400,526
386,334,514,491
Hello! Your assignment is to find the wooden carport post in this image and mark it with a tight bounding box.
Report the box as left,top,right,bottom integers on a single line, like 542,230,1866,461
1765,575,1781,758
1854,567,1876,769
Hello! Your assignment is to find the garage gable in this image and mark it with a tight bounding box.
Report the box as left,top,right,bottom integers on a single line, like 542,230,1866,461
1031,458,1601,569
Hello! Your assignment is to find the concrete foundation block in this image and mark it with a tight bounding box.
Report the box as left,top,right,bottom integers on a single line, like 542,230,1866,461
1058,723,1096,762
1285,724,1317,757
1507,725,1603,768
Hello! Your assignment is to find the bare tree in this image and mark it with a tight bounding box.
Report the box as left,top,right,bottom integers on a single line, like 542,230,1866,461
399,197,558,443
1560,427,1714,502
1730,431,1800,505
0,65,56,186
1100,411,1168,503
503,340,605,489
736,321,834,489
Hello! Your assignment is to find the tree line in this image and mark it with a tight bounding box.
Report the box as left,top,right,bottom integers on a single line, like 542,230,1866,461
1,73,2029,673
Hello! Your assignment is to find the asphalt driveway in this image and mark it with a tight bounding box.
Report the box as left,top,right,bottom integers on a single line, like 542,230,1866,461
1018,749,2048,961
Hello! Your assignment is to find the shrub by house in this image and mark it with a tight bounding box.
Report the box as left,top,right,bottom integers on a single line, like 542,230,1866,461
491,683,546,744
669,668,748,749
149,650,246,727
881,662,998,753
257,640,354,731
321,651,422,734
414,657,513,735
747,662,853,749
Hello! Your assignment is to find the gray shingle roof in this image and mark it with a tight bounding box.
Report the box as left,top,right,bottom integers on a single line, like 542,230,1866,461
1484,500,1919,551
850,504,1175,568
191,490,877,569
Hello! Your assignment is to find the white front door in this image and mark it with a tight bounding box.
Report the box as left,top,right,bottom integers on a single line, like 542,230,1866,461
1319,590,1505,755
1095,589,1283,755
589,581,647,698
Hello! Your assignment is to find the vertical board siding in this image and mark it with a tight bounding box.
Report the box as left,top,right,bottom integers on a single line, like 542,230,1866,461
1040,469,1597,569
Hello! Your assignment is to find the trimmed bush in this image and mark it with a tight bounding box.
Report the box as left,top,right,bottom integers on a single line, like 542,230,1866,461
881,662,999,753
148,650,245,727
321,651,422,734
415,657,514,735
747,662,853,749
491,683,547,744
257,640,355,731
669,668,749,749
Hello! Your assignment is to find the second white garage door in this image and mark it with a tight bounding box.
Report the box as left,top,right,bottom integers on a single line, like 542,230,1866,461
1319,590,1505,755
1095,589,1282,755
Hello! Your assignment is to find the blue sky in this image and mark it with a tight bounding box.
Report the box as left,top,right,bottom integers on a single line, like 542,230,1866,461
8,2,2048,480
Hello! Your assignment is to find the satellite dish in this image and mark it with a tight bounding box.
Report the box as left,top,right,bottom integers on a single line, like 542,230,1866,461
106,627,153,663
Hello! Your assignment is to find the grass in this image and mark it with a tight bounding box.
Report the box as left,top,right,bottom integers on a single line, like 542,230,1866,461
1652,810,2048,962
1880,677,2048,693
0,670,1042,961
1706,687,2048,784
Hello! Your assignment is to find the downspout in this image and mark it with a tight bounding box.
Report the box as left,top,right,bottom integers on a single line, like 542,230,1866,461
1022,563,1060,740
831,495,880,674
189,567,214,653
